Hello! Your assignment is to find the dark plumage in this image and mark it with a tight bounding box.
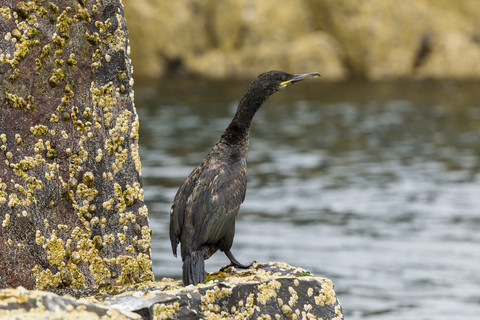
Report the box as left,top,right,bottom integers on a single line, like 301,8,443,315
170,70,321,285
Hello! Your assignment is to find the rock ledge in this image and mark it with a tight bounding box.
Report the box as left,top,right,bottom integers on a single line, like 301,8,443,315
0,262,343,320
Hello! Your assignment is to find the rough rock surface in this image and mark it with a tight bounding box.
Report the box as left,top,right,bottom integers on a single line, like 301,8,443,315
123,0,480,81
103,262,343,320
0,0,153,290
308,0,480,80
0,262,343,320
0,286,141,320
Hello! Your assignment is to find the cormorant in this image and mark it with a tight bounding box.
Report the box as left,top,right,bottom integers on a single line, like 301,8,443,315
170,70,321,285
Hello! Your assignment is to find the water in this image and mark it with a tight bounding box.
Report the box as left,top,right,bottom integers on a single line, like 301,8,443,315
134,79,480,319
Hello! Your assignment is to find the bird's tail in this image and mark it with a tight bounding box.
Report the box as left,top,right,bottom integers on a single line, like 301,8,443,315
182,251,205,285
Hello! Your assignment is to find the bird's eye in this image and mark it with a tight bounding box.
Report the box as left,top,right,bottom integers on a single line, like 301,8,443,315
281,75,287,81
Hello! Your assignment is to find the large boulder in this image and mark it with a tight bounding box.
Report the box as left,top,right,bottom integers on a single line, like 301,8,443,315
0,0,153,290
103,262,344,319
186,32,347,81
0,287,141,319
123,0,480,80
123,0,346,80
307,0,480,80
0,262,344,320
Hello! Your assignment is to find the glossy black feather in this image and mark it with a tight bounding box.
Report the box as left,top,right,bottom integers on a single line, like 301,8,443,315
170,143,247,259
169,70,320,285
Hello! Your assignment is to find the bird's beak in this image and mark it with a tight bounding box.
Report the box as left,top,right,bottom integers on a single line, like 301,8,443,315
280,72,321,86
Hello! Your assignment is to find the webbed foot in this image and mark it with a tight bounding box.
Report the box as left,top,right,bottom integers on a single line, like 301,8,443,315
223,250,255,269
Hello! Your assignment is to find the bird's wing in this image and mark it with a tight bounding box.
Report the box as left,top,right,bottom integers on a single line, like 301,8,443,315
170,166,201,257
170,146,247,256
192,162,247,246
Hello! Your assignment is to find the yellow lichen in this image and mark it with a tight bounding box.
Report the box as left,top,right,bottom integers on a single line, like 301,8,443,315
315,279,337,306
153,302,180,320
334,304,343,320
76,183,98,201
115,255,140,285
288,286,298,307
43,231,66,267
4,91,35,110
257,280,281,305
307,287,313,297
89,256,110,285
2,214,10,228
49,68,65,87
33,267,62,290
82,171,95,187
0,7,12,19
90,216,99,225
35,230,45,245
281,304,293,318
117,233,126,244
30,125,48,135
34,139,45,152
104,234,115,245
67,53,77,66
137,253,154,282
131,142,142,174
103,198,114,209
135,206,148,219
201,285,233,312
15,133,22,145
95,148,103,162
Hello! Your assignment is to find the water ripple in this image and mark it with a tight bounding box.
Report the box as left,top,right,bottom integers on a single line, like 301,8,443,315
136,80,480,319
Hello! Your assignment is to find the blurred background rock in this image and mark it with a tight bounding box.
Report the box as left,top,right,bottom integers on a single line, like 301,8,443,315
123,0,480,81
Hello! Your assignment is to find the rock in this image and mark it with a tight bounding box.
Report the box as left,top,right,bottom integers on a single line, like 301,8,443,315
122,0,211,78
413,30,480,79
0,0,153,290
0,262,344,319
303,0,480,80
187,32,347,81
123,0,480,80
123,0,346,80
101,262,344,320
0,286,141,320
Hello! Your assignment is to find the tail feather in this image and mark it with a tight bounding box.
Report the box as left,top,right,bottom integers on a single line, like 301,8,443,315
183,252,205,285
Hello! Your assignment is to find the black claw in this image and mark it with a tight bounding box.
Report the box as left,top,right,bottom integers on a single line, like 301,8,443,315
220,261,255,272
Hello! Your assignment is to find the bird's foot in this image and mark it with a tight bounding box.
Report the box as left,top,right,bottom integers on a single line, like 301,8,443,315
223,250,255,270
220,261,256,272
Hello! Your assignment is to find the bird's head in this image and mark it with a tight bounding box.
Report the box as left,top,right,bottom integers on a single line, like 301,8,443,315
224,70,321,144
253,70,321,96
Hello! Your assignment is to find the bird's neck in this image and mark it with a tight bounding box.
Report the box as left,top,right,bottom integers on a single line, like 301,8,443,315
221,91,267,146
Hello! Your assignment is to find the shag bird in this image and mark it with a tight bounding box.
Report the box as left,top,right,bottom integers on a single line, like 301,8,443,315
170,70,321,285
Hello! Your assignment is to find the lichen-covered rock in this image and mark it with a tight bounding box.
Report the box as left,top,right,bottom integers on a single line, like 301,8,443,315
0,286,141,320
0,262,342,319
0,262,343,320
0,0,153,290
102,262,344,320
